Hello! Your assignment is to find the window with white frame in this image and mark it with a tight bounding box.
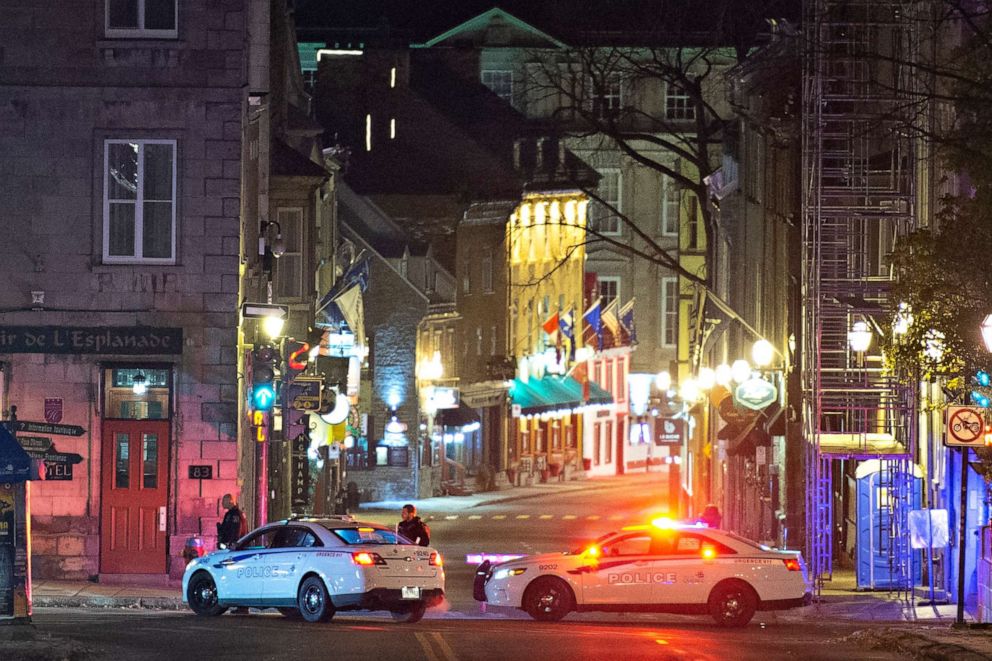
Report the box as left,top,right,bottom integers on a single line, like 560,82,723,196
665,82,695,120
598,276,620,308
586,73,623,118
481,69,514,104
274,208,304,299
106,0,177,38
661,277,678,347
591,168,622,235
104,139,176,263
661,175,680,236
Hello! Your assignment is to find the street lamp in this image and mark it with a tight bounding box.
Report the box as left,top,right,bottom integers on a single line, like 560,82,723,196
923,329,945,363
893,302,913,336
982,314,992,352
847,320,872,353
752,339,774,367
715,363,732,387
730,359,751,384
655,371,672,391
262,314,285,340
697,367,715,390
131,372,147,395
680,378,700,403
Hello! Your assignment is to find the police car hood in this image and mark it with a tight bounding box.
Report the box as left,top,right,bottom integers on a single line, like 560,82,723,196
498,551,570,568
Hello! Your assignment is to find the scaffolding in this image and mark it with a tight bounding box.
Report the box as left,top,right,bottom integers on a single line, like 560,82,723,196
802,0,919,598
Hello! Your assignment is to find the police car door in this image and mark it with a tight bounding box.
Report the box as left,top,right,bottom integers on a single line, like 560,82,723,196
216,527,278,603
653,532,728,605
581,532,657,605
267,526,321,603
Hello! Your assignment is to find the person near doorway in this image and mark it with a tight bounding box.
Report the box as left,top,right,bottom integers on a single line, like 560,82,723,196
397,504,430,546
216,493,247,549
698,504,722,529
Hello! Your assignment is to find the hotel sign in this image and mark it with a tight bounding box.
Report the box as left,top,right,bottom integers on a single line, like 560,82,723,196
0,326,183,355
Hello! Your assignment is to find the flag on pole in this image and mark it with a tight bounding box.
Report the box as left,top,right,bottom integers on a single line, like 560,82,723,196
601,299,620,340
619,298,637,345
542,310,560,338
569,359,591,402
333,283,366,349
582,298,603,350
559,309,575,361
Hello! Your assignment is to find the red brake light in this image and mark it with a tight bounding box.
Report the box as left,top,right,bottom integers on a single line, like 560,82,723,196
352,551,385,566
783,557,801,572
429,552,443,567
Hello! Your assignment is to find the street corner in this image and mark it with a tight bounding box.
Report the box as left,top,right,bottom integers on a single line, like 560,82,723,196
845,626,992,661
0,624,98,661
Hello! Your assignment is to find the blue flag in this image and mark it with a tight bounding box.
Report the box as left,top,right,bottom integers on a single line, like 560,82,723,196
620,299,637,345
582,298,603,350
316,252,371,315
559,309,575,361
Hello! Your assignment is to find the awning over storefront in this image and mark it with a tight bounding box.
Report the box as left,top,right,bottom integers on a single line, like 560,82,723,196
0,424,34,482
509,375,613,416
438,402,480,428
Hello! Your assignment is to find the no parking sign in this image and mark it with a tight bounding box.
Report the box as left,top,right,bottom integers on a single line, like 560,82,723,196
945,406,986,447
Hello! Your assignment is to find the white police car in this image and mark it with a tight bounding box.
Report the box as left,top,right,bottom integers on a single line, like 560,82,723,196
474,519,809,626
183,516,444,623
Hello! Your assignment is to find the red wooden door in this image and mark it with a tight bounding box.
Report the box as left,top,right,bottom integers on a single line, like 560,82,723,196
100,420,169,573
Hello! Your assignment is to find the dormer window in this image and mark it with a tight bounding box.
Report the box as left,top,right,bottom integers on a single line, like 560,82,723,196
106,0,178,39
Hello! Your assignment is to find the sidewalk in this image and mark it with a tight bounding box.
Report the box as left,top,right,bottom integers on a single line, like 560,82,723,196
359,469,669,512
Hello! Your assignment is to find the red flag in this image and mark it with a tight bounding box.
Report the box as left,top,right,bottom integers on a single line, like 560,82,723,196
542,312,560,336
572,361,590,401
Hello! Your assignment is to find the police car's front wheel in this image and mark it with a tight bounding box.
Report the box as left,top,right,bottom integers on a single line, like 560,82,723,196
297,576,335,623
708,580,757,627
187,572,227,617
523,577,573,622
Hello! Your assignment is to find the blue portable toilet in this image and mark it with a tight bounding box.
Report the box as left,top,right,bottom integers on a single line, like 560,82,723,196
855,459,923,590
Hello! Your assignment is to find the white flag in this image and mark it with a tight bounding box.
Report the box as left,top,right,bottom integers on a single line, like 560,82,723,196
334,284,366,350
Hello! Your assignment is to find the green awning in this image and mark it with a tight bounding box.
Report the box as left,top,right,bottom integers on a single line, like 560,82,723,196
509,375,613,415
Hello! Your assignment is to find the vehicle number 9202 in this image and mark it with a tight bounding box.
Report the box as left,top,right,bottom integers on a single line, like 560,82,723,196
538,564,558,571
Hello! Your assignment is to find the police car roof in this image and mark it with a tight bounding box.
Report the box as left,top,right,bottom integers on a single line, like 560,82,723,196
282,515,390,531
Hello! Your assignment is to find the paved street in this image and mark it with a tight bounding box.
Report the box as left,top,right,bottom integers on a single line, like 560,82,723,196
29,608,901,661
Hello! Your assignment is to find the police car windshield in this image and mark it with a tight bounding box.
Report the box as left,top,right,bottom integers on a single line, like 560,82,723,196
331,527,405,545
569,533,614,555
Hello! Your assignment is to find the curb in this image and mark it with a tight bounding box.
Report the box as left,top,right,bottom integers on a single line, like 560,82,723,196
33,595,185,611
850,628,992,661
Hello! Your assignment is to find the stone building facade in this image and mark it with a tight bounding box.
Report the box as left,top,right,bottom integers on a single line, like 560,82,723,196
0,0,247,580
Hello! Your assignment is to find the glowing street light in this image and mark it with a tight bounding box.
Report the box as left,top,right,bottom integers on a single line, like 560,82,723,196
697,367,715,390
751,339,774,367
982,314,992,353
923,329,945,363
847,320,872,353
730,359,751,384
262,314,285,340
715,363,732,387
893,303,913,336
680,378,700,403
655,371,672,391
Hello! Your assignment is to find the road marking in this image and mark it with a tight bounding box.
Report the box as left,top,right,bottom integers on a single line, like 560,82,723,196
415,632,441,661
432,632,459,661
467,515,482,520
444,515,459,520
562,515,577,520
586,515,600,520
515,514,530,519
492,514,506,520
538,514,553,519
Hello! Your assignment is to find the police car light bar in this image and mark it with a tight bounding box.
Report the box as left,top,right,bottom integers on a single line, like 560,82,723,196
466,553,525,564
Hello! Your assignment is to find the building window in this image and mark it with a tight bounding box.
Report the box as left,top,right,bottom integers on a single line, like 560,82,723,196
476,327,483,356
103,139,176,264
604,359,614,392
481,69,513,104
301,69,317,93
616,356,626,403
490,325,497,356
665,82,695,120
587,73,623,118
661,175,680,236
598,276,620,308
106,0,177,38
482,250,494,293
686,195,701,250
462,257,471,294
661,277,678,347
274,208,304,299
591,169,622,235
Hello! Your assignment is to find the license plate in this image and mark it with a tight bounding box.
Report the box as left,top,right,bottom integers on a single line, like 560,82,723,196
401,586,421,599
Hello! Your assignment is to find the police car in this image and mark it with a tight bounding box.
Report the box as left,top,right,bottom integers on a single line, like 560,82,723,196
474,519,809,626
183,516,445,624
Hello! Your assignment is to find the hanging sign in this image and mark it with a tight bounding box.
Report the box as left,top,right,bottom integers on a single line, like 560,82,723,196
655,418,684,445
734,377,777,411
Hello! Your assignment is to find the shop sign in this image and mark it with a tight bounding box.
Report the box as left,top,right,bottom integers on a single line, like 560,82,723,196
290,432,310,509
734,377,777,411
426,387,459,410
656,418,684,445
43,398,63,424
0,326,182,355
44,463,73,481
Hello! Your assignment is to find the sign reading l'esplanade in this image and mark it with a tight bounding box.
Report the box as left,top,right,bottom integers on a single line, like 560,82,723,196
0,326,183,355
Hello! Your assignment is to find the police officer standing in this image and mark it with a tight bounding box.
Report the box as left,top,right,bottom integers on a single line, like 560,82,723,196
216,493,247,549
397,504,430,546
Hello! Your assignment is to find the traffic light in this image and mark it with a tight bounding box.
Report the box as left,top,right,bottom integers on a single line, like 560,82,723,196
252,344,279,411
